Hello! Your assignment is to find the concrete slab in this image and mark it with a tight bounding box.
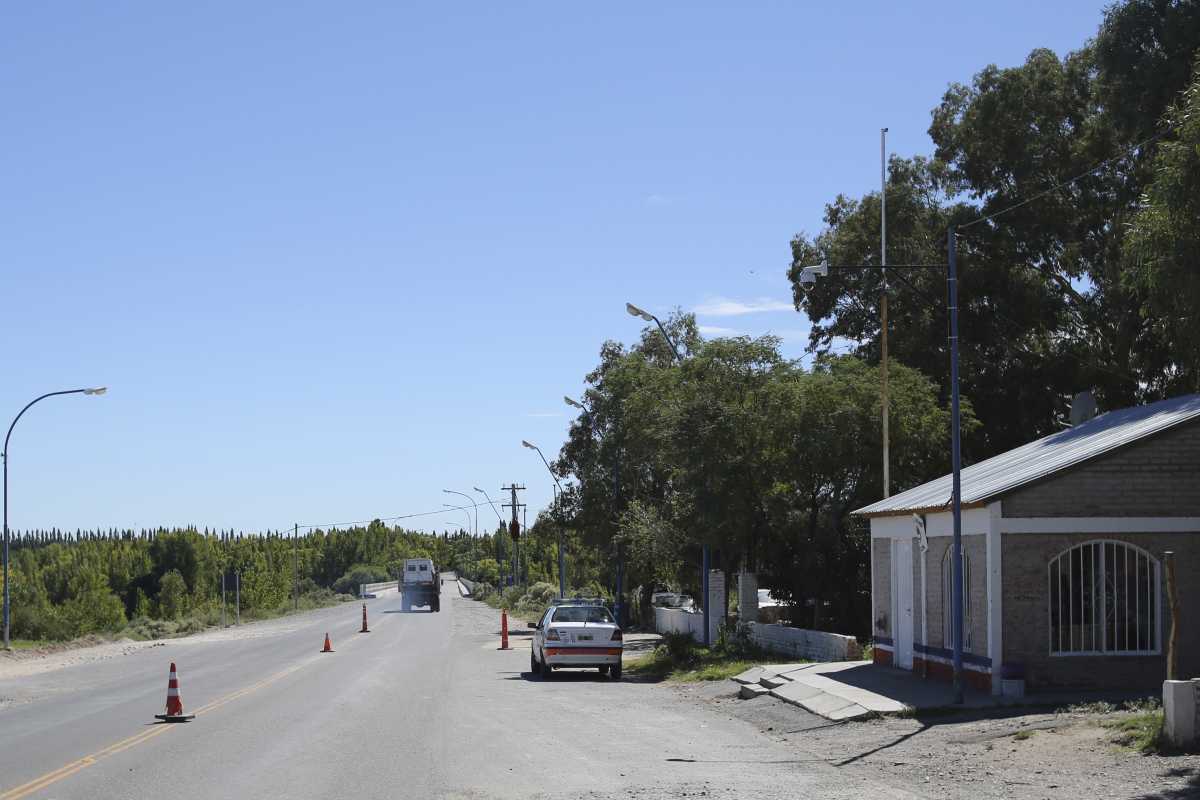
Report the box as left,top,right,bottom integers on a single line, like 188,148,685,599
759,673,793,689
739,683,772,699
826,703,873,721
800,692,863,719
731,667,766,686
761,663,810,675
768,681,824,705
791,672,909,714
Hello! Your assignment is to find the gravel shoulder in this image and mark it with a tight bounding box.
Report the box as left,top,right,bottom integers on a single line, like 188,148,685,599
677,679,1200,800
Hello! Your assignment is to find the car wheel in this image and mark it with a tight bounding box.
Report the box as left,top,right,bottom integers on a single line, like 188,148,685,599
610,662,622,681
530,651,539,674
540,656,553,680
598,665,610,676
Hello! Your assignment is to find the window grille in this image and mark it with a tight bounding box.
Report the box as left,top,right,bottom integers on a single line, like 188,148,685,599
1048,540,1160,655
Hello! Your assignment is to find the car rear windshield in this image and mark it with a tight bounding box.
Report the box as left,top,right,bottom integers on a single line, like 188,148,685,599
552,606,613,624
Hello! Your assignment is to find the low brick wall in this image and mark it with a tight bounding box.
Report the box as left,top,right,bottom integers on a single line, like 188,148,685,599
746,622,862,662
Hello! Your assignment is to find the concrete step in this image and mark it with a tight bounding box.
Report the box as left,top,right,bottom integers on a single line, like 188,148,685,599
739,683,772,699
758,673,793,689
731,666,766,686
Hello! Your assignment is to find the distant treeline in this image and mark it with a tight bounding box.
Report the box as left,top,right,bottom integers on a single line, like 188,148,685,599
2,521,561,641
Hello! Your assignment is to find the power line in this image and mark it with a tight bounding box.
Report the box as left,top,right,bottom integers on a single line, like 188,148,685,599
281,502,485,534
958,124,1176,232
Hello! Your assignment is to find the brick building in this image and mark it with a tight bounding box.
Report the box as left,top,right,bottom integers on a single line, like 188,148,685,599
855,394,1200,693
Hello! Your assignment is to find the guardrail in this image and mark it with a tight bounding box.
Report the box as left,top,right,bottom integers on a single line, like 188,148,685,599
359,580,395,598
458,577,476,596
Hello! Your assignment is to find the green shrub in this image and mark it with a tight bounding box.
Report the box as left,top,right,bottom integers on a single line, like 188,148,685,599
331,564,390,595
157,569,189,620
1106,710,1166,754
663,631,696,665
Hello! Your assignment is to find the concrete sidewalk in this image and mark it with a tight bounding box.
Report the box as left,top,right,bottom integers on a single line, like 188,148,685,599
733,661,994,721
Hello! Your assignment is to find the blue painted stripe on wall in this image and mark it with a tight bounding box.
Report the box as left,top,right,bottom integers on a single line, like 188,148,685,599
914,642,992,668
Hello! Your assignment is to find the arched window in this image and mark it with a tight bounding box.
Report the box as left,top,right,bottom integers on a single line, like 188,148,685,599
942,548,972,653
1048,540,1160,655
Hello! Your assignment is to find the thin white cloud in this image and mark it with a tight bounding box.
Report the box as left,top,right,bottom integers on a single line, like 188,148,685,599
524,412,563,418
766,328,812,341
694,296,795,316
698,325,745,337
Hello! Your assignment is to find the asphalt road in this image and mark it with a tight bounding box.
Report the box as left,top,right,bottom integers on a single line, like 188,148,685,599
0,584,920,800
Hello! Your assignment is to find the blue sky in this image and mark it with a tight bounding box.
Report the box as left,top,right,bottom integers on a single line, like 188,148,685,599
3,1,1108,533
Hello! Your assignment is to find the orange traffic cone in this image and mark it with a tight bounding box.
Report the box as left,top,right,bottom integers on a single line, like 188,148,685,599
499,609,511,650
154,662,195,722
321,632,335,652
360,603,370,633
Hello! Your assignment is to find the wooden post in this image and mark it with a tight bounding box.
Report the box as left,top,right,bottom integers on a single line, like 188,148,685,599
1165,551,1180,681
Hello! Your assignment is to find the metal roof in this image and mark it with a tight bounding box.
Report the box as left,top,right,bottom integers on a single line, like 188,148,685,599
855,393,1200,516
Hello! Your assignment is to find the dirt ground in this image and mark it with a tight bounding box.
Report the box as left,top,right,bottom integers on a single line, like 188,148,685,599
678,680,1200,800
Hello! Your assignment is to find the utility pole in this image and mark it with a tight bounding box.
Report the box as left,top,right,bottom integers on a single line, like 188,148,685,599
235,570,241,626
501,484,525,588
221,572,226,628
881,126,890,499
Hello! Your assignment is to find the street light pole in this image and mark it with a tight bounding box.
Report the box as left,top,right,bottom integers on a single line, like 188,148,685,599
522,440,566,598
443,489,478,577
443,503,472,534
881,126,890,500
475,487,505,583
948,227,965,703
798,250,965,700
626,301,697,634
625,302,681,361
3,387,106,649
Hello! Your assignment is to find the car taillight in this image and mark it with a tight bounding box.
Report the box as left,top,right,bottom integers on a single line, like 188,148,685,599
546,629,560,641
611,628,623,641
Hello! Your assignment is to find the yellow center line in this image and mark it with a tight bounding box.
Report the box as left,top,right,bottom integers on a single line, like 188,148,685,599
0,613,386,800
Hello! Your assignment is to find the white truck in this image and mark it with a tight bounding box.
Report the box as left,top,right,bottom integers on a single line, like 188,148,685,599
399,558,440,612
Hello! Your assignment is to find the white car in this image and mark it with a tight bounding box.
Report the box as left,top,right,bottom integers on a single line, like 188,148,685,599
530,603,623,680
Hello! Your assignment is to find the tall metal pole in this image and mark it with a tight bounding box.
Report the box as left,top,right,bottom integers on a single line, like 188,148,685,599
702,544,711,647
948,227,965,703
554,485,564,597
293,523,299,611
612,449,623,626
444,490,478,576
881,127,890,499
522,443,566,598
235,570,241,626
3,387,106,649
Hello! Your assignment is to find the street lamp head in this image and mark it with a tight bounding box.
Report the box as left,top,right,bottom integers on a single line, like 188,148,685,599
83,387,107,396
521,440,536,450
625,302,654,322
798,263,829,285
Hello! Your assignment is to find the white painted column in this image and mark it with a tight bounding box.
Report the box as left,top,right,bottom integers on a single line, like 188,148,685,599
986,502,1003,695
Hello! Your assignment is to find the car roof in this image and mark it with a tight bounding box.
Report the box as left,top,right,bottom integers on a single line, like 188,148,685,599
550,596,608,607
